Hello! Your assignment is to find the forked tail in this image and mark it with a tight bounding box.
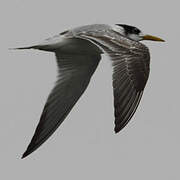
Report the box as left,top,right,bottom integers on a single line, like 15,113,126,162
9,45,38,50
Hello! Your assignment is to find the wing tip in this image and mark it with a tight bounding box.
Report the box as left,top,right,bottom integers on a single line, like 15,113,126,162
114,127,119,134
21,141,38,159
21,150,30,159
21,144,36,159
114,123,128,134
114,126,122,134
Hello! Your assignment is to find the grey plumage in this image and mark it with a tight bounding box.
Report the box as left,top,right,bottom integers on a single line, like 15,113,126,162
70,27,150,133
19,24,152,158
22,38,101,158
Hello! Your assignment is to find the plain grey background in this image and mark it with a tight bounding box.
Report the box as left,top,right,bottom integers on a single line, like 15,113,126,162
1,0,179,179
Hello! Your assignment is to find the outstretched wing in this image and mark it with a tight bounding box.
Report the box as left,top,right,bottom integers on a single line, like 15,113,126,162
107,47,150,133
76,31,150,133
22,52,101,158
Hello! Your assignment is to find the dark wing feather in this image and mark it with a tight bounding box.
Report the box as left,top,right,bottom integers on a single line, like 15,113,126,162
76,32,150,133
22,52,101,158
110,49,150,133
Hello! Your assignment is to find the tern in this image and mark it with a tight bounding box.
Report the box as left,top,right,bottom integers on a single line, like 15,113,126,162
15,24,164,158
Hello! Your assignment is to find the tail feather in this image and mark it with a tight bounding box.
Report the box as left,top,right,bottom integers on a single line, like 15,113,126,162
9,44,55,52
9,46,37,50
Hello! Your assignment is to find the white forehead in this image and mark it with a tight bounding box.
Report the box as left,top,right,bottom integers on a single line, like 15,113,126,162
111,24,126,35
128,34,142,41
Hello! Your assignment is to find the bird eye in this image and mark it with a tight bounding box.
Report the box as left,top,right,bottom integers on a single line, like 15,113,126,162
133,28,140,34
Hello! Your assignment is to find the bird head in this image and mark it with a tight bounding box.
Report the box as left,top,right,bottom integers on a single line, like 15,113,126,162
114,24,165,42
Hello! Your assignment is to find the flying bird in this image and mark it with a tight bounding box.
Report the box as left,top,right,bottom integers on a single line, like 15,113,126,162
15,24,164,158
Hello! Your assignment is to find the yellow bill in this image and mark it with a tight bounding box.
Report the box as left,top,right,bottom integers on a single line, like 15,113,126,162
143,35,165,42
